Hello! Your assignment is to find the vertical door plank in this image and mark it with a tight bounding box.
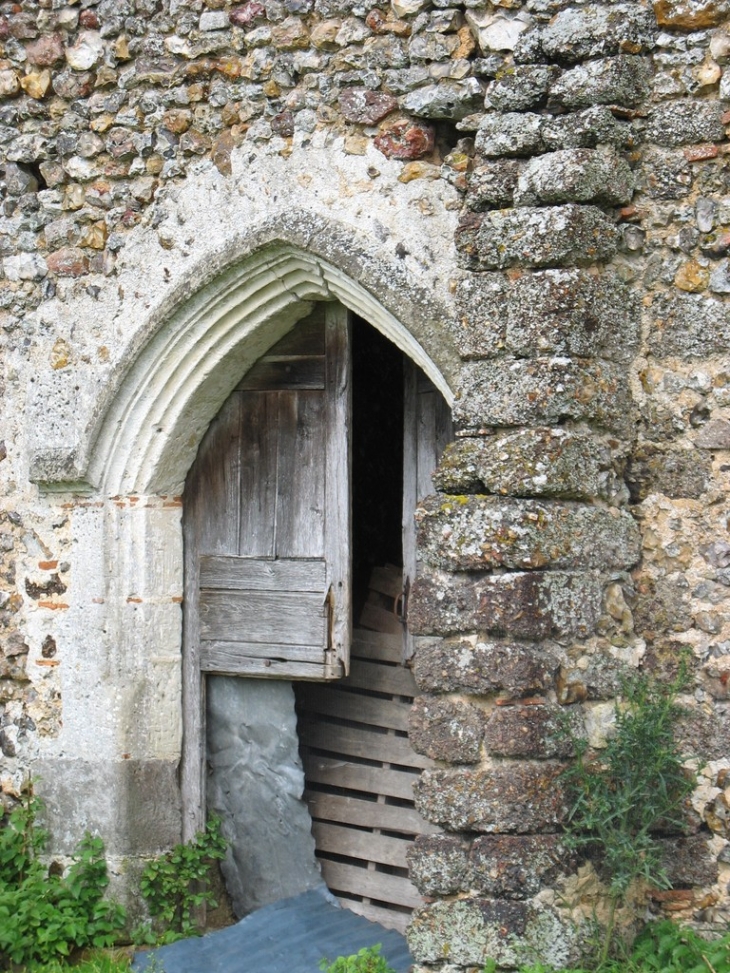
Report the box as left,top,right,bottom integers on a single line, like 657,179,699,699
274,390,326,559
324,303,351,676
238,391,277,558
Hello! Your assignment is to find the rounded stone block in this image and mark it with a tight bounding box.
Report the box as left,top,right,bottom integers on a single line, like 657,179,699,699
538,5,657,63
548,55,652,111
414,763,567,832
453,358,633,436
408,570,604,640
412,637,560,696
452,269,640,363
415,495,641,573
408,898,583,970
469,834,576,899
514,148,635,207
483,703,578,759
457,205,619,270
409,694,486,763
407,834,470,896
433,429,614,500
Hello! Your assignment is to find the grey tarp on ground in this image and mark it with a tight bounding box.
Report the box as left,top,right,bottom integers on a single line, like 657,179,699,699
133,888,413,973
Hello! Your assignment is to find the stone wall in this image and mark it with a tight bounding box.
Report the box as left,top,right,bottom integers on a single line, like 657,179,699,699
0,0,728,967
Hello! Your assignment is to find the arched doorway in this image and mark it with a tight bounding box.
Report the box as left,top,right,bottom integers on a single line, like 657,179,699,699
183,302,451,928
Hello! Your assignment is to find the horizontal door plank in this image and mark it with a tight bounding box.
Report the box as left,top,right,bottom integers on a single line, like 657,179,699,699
318,860,423,910
336,899,409,935
200,556,326,592
305,791,438,836
201,639,325,665
200,590,326,646
343,659,417,697
351,631,404,664
301,755,419,802
202,656,340,679
298,720,434,770
299,686,410,732
311,821,411,869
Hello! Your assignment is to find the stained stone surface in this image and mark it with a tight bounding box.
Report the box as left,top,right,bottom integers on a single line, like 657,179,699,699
206,677,322,917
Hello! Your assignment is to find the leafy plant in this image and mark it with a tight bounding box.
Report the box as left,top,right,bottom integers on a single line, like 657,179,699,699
559,667,698,967
0,794,126,968
320,944,396,973
135,816,227,944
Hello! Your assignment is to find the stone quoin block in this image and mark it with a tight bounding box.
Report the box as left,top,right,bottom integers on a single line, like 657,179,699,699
409,694,486,763
407,834,470,896
483,704,578,759
411,637,560,697
408,570,604,640
469,834,577,899
648,292,730,358
485,65,557,112
465,159,522,211
415,495,641,573
541,106,632,151
538,4,657,63
456,205,619,270
548,55,652,111
414,763,567,832
514,147,635,207
475,112,545,158
453,358,633,436
408,898,583,970
433,429,613,500
452,268,640,362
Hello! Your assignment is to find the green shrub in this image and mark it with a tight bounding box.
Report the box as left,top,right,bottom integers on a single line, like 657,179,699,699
0,795,126,968
135,816,227,945
320,944,396,973
559,667,698,965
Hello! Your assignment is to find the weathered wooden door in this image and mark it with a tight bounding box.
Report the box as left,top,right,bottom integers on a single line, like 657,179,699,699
185,303,350,681
181,303,350,837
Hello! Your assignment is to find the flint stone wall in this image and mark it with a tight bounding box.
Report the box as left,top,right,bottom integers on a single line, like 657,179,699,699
0,0,729,968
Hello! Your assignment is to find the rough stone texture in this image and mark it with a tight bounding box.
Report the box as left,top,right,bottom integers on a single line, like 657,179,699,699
414,764,567,832
206,677,322,917
408,898,583,970
409,570,604,640
457,205,619,270
548,56,652,110
412,637,560,696
409,694,486,763
648,292,730,358
416,495,641,572
626,445,712,501
469,834,577,898
538,5,657,63
433,429,615,501
1,0,729,952
645,101,728,147
483,703,577,759
514,148,635,207
407,834,470,896
35,759,181,856
465,159,522,210
452,269,640,363
658,834,720,888
454,358,633,436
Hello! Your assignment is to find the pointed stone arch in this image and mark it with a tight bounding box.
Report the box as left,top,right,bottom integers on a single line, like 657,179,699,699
80,219,457,499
